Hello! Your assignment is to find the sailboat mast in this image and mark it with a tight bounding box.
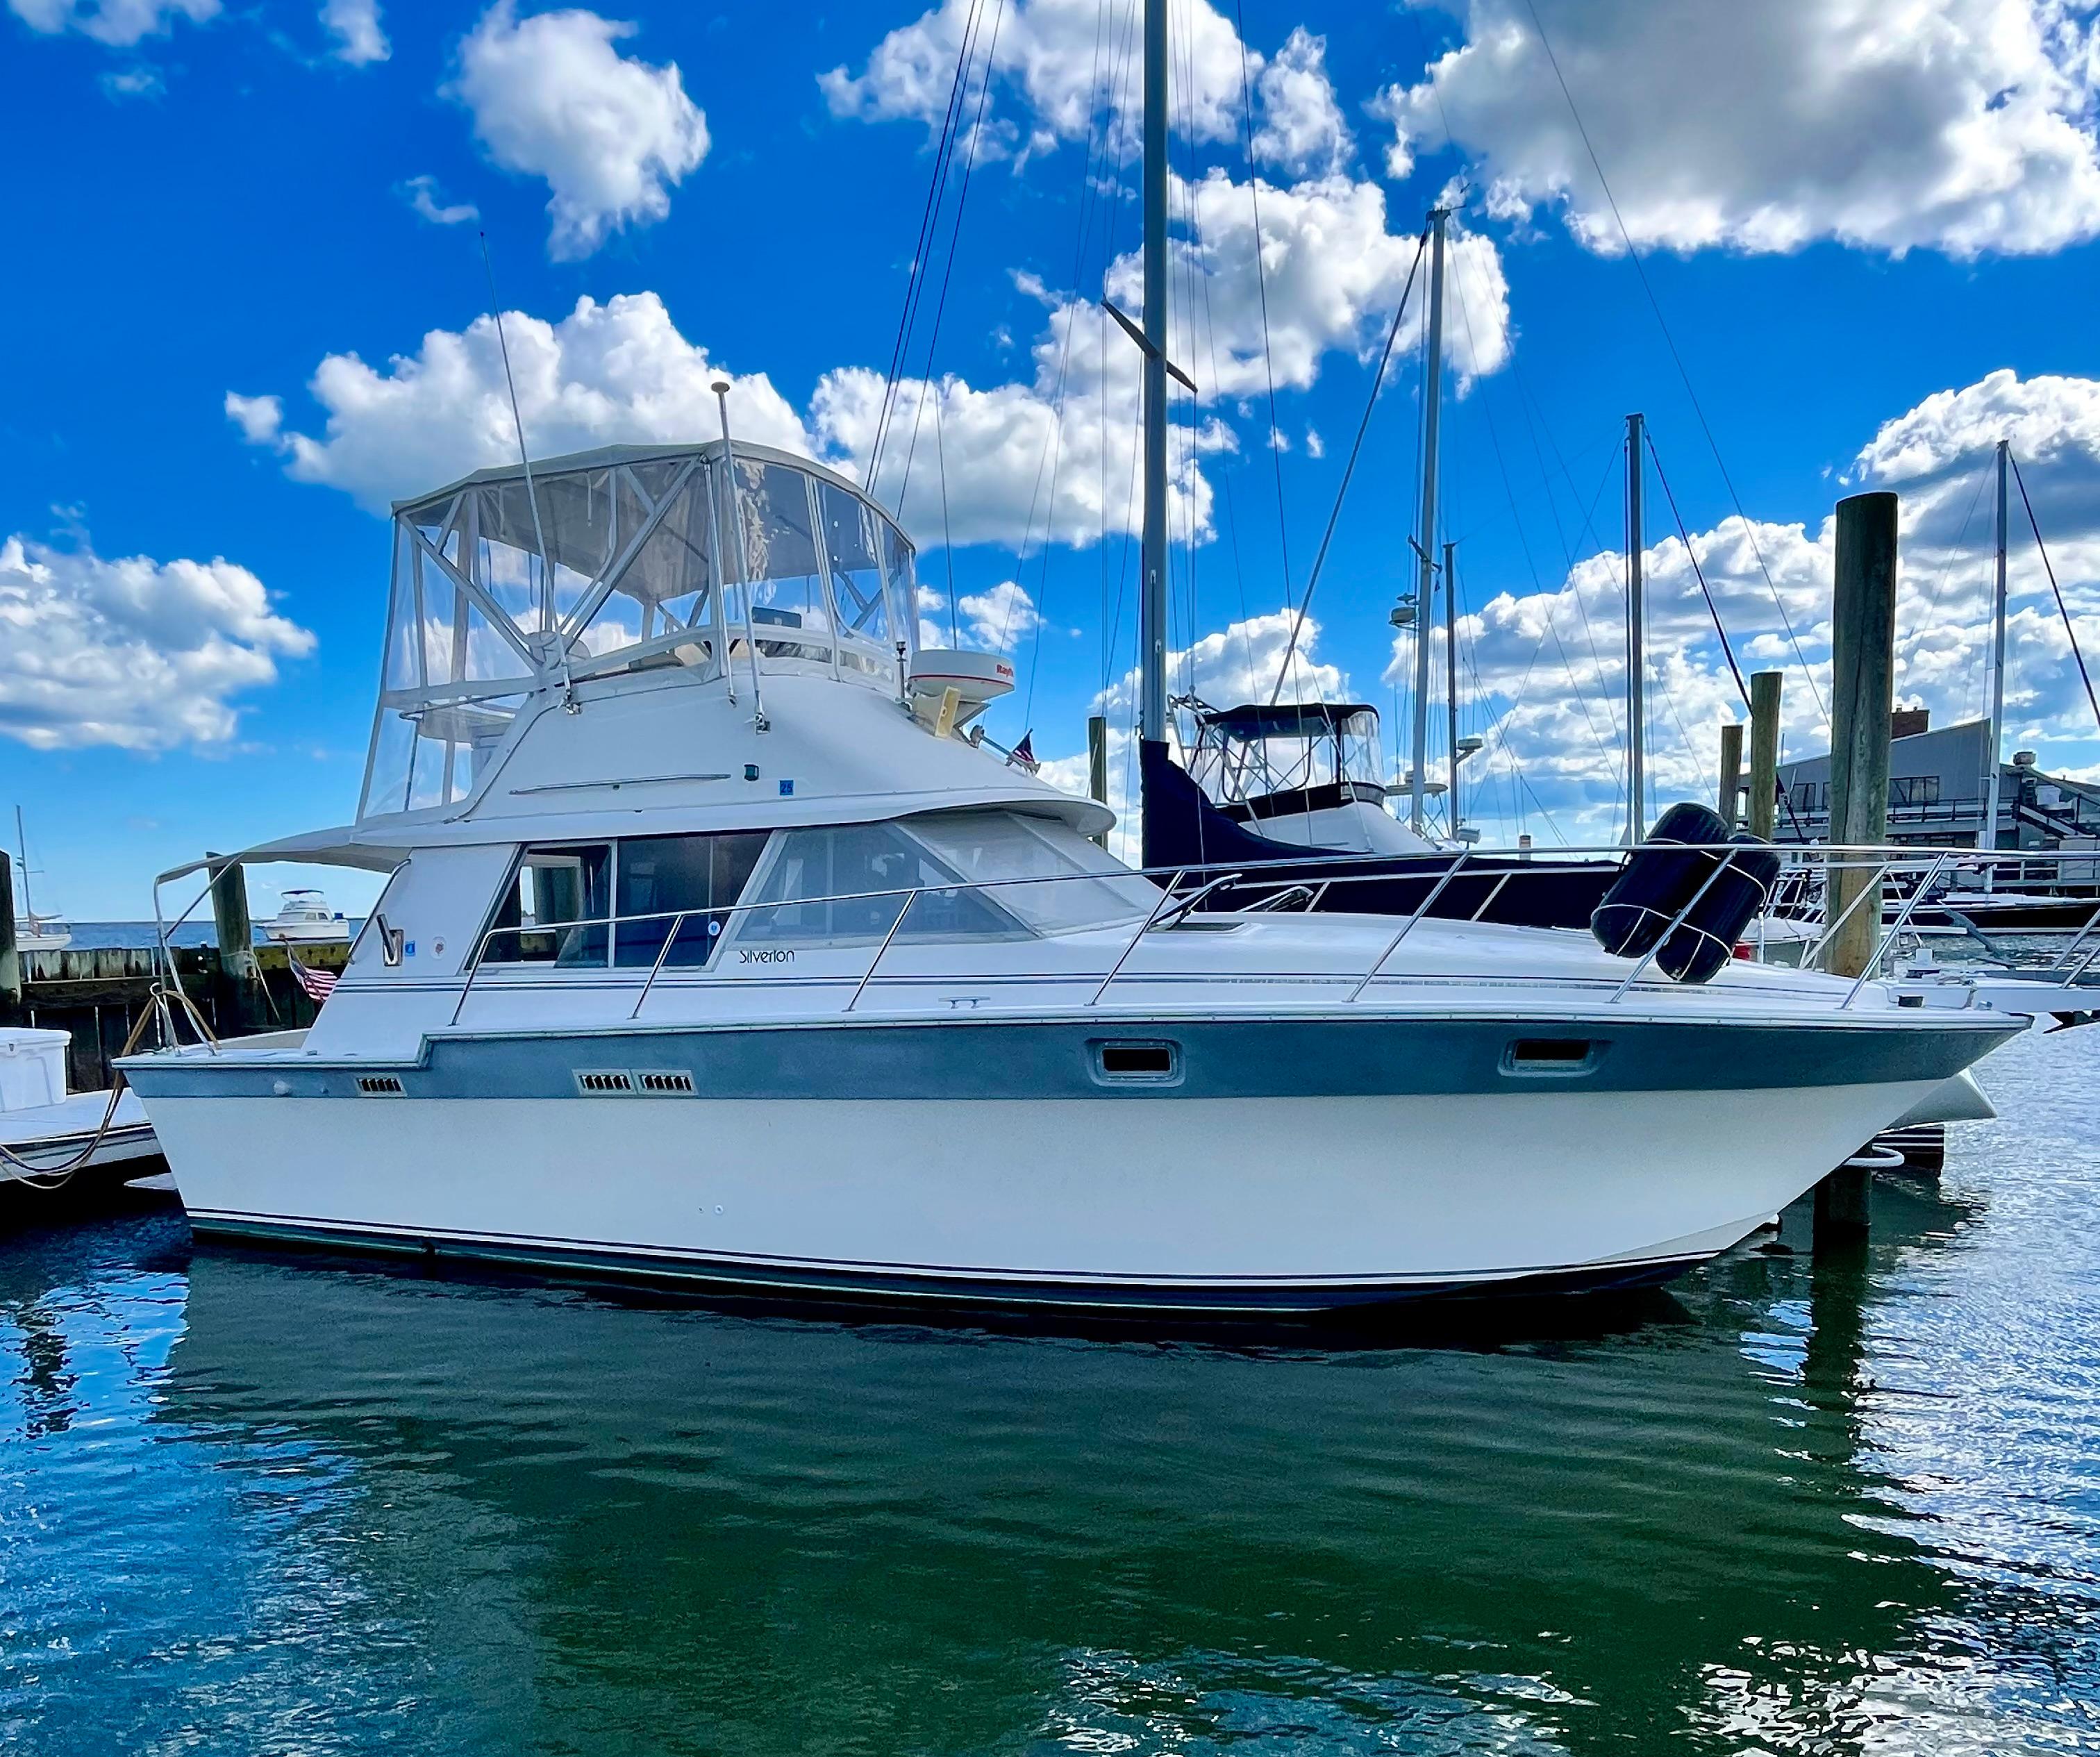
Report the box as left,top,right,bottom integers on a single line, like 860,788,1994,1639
1444,540,1460,833
1983,438,2009,854
1409,208,1449,835
1625,411,1646,844
12,806,30,919
1138,0,1169,747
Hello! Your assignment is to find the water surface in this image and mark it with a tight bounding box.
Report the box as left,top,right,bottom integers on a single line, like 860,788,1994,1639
3,1026,2097,1754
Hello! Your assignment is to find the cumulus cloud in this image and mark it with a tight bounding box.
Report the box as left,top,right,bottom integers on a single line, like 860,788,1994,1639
820,0,1251,161
1038,610,1349,858
7,0,215,46
319,0,385,65
1422,369,2100,844
1251,26,1350,176
98,63,162,99
227,293,808,514
1375,0,2100,258
447,2,710,260
956,578,1043,651
0,533,314,751
400,174,478,226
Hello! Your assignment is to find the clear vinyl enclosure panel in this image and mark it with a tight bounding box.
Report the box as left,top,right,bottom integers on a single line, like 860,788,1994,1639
1185,704,1387,808
360,443,921,819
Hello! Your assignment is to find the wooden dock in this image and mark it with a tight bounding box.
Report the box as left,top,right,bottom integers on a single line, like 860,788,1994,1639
1,850,349,1092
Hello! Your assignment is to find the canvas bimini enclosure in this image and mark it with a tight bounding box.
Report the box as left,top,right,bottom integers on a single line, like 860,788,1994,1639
360,441,924,822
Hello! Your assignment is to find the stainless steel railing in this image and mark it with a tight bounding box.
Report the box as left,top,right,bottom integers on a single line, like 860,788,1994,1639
427,840,2100,1028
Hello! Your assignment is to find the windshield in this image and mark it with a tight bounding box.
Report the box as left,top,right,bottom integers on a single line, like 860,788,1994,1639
905,812,1160,935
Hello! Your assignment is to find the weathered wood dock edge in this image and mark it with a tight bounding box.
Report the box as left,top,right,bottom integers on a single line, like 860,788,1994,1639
0,852,347,1093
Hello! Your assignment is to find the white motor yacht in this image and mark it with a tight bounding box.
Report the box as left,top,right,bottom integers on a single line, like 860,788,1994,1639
262,888,351,944
118,439,2020,1314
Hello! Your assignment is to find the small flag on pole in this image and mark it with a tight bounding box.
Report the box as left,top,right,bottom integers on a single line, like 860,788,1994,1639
289,953,338,1004
1008,730,1037,772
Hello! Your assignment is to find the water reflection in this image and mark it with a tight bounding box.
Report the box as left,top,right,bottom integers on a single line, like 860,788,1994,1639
2,1030,2097,1755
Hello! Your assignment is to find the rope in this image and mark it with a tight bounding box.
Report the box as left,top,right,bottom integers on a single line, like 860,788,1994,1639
0,988,201,1189
1265,226,1430,704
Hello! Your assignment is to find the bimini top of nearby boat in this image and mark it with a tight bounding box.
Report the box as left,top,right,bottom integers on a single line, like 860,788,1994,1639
231,437,1104,876
1174,697,1438,857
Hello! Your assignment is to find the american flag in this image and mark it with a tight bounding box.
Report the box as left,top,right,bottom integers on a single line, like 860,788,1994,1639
289,954,339,1003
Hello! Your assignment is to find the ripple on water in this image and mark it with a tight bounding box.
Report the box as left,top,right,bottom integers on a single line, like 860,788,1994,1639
1,1027,2097,1754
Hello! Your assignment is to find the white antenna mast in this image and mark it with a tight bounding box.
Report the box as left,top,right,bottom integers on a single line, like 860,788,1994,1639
478,231,577,712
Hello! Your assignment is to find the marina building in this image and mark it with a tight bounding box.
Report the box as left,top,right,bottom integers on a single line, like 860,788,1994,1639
1772,711,2100,853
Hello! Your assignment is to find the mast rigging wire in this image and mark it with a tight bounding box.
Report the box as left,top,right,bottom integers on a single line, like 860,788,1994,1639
1643,429,1749,708
864,0,987,493
1263,227,1431,704
2009,448,2100,734
1517,0,1828,731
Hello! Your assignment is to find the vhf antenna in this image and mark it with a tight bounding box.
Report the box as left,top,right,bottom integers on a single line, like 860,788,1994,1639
478,230,578,712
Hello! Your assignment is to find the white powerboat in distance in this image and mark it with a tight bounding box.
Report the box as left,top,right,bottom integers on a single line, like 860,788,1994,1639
261,888,351,944
118,438,2021,1317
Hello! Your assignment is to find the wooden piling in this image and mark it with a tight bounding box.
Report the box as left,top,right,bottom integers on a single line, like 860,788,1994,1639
209,854,267,1035
0,848,19,1023
1716,722,1744,831
1814,1163,1873,1242
1088,714,1110,851
1824,492,1900,981
1747,672,1782,840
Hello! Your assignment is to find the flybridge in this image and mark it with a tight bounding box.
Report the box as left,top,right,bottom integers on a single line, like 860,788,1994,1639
361,440,922,823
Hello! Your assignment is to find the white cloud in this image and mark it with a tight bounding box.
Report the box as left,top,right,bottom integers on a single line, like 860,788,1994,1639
228,293,808,515
956,578,1042,651
1251,26,1350,176
820,0,1251,162
1040,610,1349,859
447,2,710,260
0,533,314,752
401,174,478,226
8,0,215,47
98,63,162,99
1422,368,2100,845
320,0,386,66
1375,0,2100,258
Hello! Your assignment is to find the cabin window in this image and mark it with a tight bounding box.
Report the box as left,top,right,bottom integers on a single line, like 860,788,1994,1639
483,844,612,965
614,832,769,968
733,822,1024,947
817,481,895,676
908,812,1159,934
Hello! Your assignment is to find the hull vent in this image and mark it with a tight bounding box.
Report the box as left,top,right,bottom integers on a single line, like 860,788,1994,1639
356,1074,406,1096
574,1069,637,1095
636,1070,696,1095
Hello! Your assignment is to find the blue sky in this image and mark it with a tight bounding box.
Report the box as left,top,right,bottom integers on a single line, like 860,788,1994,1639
6,0,2100,917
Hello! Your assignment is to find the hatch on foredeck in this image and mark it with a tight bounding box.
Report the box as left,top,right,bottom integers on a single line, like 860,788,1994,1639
360,441,922,822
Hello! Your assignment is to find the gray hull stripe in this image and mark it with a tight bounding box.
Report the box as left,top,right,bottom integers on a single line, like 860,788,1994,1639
125,1013,2015,1102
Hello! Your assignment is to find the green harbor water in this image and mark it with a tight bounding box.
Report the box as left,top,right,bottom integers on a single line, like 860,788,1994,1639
3,1024,2098,1754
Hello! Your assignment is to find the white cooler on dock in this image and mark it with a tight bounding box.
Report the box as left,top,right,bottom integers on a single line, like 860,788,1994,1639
0,1026,161,1183
0,1030,72,1113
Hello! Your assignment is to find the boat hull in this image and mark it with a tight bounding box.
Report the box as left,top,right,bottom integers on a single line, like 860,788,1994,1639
131,1010,2006,1312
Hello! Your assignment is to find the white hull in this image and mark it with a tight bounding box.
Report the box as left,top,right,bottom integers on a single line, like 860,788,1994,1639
149,1078,1941,1309
264,922,351,944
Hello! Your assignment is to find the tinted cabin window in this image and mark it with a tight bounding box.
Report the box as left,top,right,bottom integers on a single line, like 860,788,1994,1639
615,833,769,968
483,845,612,965
736,822,1022,947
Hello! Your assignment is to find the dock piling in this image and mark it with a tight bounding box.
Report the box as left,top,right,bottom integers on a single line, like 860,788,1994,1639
1717,722,1744,830
209,854,267,1035
1824,491,1900,981
0,849,19,1023
1747,672,1782,840
1088,715,1110,851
